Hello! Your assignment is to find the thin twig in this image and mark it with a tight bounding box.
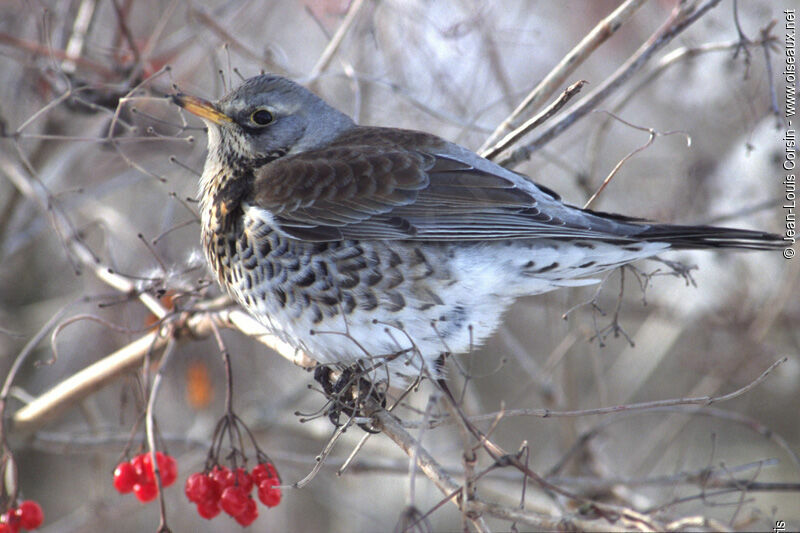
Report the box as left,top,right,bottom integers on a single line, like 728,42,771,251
145,338,177,533
481,80,587,161
295,422,350,489
0,32,117,78
419,357,787,426
478,0,648,153
0,156,168,320
498,0,724,168
375,408,632,532
188,8,286,73
10,308,313,438
585,33,778,180
583,111,691,209
308,0,368,80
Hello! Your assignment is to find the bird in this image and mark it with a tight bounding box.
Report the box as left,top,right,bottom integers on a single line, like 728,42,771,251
171,74,783,388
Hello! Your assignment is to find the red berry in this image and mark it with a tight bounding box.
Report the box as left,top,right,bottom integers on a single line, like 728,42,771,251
251,463,267,484
0,509,21,533
196,499,221,520
185,472,219,504
133,481,158,502
113,462,138,493
141,453,155,482
0,524,14,533
219,486,249,517
257,478,282,508
234,498,258,527
131,453,148,482
232,467,253,493
210,465,234,491
137,451,178,487
166,456,179,485
184,473,202,503
158,453,178,487
250,463,276,485
140,452,156,482
16,500,44,529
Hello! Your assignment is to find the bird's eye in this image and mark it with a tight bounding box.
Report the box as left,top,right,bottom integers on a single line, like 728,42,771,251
250,108,274,126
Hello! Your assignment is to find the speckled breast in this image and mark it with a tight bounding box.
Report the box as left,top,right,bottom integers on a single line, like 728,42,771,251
201,206,463,365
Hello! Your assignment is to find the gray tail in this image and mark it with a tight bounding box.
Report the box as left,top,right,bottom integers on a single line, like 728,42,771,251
635,223,784,251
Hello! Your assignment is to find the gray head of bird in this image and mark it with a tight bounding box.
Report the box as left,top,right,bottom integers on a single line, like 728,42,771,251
172,75,355,166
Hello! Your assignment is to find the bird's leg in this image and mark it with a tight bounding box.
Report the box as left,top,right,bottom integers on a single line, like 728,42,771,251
313,363,387,433
313,365,346,426
313,365,336,396
354,367,385,434
314,365,360,428
331,366,356,396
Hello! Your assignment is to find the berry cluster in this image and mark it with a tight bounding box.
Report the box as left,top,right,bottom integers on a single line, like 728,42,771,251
0,500,44,532
185,463,281,526
113,451,178,502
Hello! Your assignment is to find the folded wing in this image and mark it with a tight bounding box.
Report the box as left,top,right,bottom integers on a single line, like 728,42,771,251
251,127,639,242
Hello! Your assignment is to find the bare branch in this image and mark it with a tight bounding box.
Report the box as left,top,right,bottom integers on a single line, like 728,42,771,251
478,0,648,153
9,307,314,438
498,0,724,168
308,0,368,80
481,80,586,162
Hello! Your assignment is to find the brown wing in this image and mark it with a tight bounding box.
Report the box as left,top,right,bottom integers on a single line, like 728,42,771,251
251,127,624,242
254,143,430,240
249,127,784,249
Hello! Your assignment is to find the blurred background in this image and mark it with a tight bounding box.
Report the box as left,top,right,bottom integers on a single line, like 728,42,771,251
0,0,797,531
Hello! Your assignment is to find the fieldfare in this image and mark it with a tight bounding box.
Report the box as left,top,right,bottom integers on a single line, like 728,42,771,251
172,75,782,385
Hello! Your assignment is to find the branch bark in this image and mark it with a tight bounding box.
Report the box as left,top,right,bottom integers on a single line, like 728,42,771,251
497,0,723,168
478,0,649,153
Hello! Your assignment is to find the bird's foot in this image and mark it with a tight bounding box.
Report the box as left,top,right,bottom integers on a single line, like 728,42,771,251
313,364,386,433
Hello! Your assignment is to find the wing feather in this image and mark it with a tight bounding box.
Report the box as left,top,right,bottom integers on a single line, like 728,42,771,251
250,127,630,242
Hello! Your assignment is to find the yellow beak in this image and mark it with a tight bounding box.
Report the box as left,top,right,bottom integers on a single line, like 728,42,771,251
171,94,232,125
